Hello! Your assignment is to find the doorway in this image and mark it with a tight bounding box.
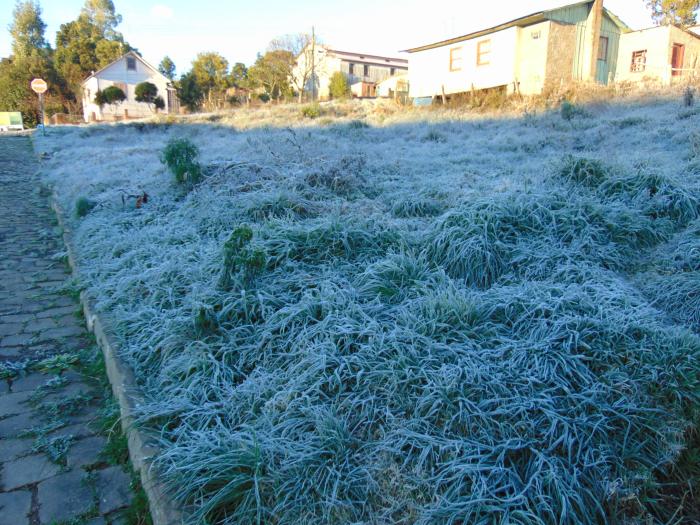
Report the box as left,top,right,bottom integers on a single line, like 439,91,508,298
672,43,685,76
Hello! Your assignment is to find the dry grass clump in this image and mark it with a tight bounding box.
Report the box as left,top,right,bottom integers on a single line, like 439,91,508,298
37,95,700,524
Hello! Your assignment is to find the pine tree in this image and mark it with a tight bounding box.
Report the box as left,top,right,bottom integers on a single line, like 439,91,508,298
158,56,176,81
9,0,48,58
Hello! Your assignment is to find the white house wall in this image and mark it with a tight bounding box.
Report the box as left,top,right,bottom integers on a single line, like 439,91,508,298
408,27,519,99
616,26,700,85
515,21,551,95
82,55,171,122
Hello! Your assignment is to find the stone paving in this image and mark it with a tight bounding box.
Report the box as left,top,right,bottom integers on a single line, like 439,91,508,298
0,136,140,525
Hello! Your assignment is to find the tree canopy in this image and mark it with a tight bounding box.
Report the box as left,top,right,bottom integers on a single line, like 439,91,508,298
248,50,294,102
158,56,176,81
646,0,699,27
9,0,47,58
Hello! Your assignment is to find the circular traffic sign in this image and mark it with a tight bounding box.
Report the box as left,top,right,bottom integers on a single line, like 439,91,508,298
31,78,48,94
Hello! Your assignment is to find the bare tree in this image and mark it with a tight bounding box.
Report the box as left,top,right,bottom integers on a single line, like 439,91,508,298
269,32,320,103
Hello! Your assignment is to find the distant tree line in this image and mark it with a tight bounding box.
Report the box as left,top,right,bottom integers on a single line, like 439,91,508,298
174,33,316,112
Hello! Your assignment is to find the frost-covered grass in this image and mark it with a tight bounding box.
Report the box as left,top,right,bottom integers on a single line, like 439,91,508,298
37,96,700,524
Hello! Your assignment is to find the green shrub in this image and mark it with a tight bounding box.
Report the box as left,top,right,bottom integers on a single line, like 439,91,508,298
135,82,159,104
683,86,695,108
75,197,96,218
94,86,126,107
301,103,321,119
218,225,266,290
348,120,369,129
329,72,350,99
154,96,165,111
160,138,202,185
560,99,586,121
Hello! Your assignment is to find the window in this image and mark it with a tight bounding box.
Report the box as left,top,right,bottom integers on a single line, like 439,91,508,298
363,64,369,76
449,47,462,71
598,36,608,61
126,56,136,71
476,39,491,66
631,50,647,72
349,63,354,75
390,67,396,76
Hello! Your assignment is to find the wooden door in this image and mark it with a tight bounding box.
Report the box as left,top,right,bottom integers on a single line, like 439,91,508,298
672,44,685,76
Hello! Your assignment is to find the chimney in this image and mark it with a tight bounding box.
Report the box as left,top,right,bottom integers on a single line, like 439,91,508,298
586,0,604,82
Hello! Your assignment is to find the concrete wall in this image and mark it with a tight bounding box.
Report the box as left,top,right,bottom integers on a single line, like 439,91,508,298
515,21,550,95
616,26,700,85
409,26,519,98
82,55,171,122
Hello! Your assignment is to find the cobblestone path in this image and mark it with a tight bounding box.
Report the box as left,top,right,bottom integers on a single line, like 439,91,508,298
0,136,145,525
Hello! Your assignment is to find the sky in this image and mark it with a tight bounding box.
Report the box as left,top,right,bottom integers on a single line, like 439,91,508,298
0,0,660,74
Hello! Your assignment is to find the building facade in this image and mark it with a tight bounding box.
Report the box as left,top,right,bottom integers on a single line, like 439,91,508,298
616,25,700,84
82,52,178,122
406,0,627,101
292,45,408,100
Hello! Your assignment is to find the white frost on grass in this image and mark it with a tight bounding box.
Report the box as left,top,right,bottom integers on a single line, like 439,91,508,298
36,98,700,524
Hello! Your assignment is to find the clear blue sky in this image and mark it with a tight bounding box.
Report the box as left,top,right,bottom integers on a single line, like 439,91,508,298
1,0,660,74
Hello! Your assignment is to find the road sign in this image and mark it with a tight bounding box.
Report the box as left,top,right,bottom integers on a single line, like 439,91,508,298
31,78,47,94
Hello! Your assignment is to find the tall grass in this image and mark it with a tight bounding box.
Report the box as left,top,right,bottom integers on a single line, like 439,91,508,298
36,96,700,524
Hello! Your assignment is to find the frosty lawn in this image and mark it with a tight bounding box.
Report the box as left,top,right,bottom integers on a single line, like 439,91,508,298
37,98,700,524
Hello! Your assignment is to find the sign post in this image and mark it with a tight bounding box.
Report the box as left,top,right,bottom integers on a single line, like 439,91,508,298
30,78,48,134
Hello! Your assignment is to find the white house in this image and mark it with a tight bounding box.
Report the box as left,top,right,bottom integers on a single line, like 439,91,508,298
292,45,408,100
616,24,700,84
376,74,409,99
82,51,178,122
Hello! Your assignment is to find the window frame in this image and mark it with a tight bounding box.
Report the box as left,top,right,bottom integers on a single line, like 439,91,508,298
630,50,647,73
126,56,137,71
363,64,370,77
597,36,609,62
348,63,354,75
449,46,462,72
476,39,491,67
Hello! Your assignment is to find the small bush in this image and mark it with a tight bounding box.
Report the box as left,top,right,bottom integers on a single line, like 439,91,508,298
348,120,369,129
560,99,587,120
218,225,266,290
160,138,202,186
94,86,126,107
154,96,165,111
422,130,447,143
329,72,350,99
683,86,695,107
75,197,96,218
301,103,321,119
135,82,158,104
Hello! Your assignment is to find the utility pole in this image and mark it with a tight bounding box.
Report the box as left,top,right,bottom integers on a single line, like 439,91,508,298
311,26,317,102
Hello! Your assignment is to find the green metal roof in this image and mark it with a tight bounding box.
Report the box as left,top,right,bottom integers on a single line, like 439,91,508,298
404,1,630,53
